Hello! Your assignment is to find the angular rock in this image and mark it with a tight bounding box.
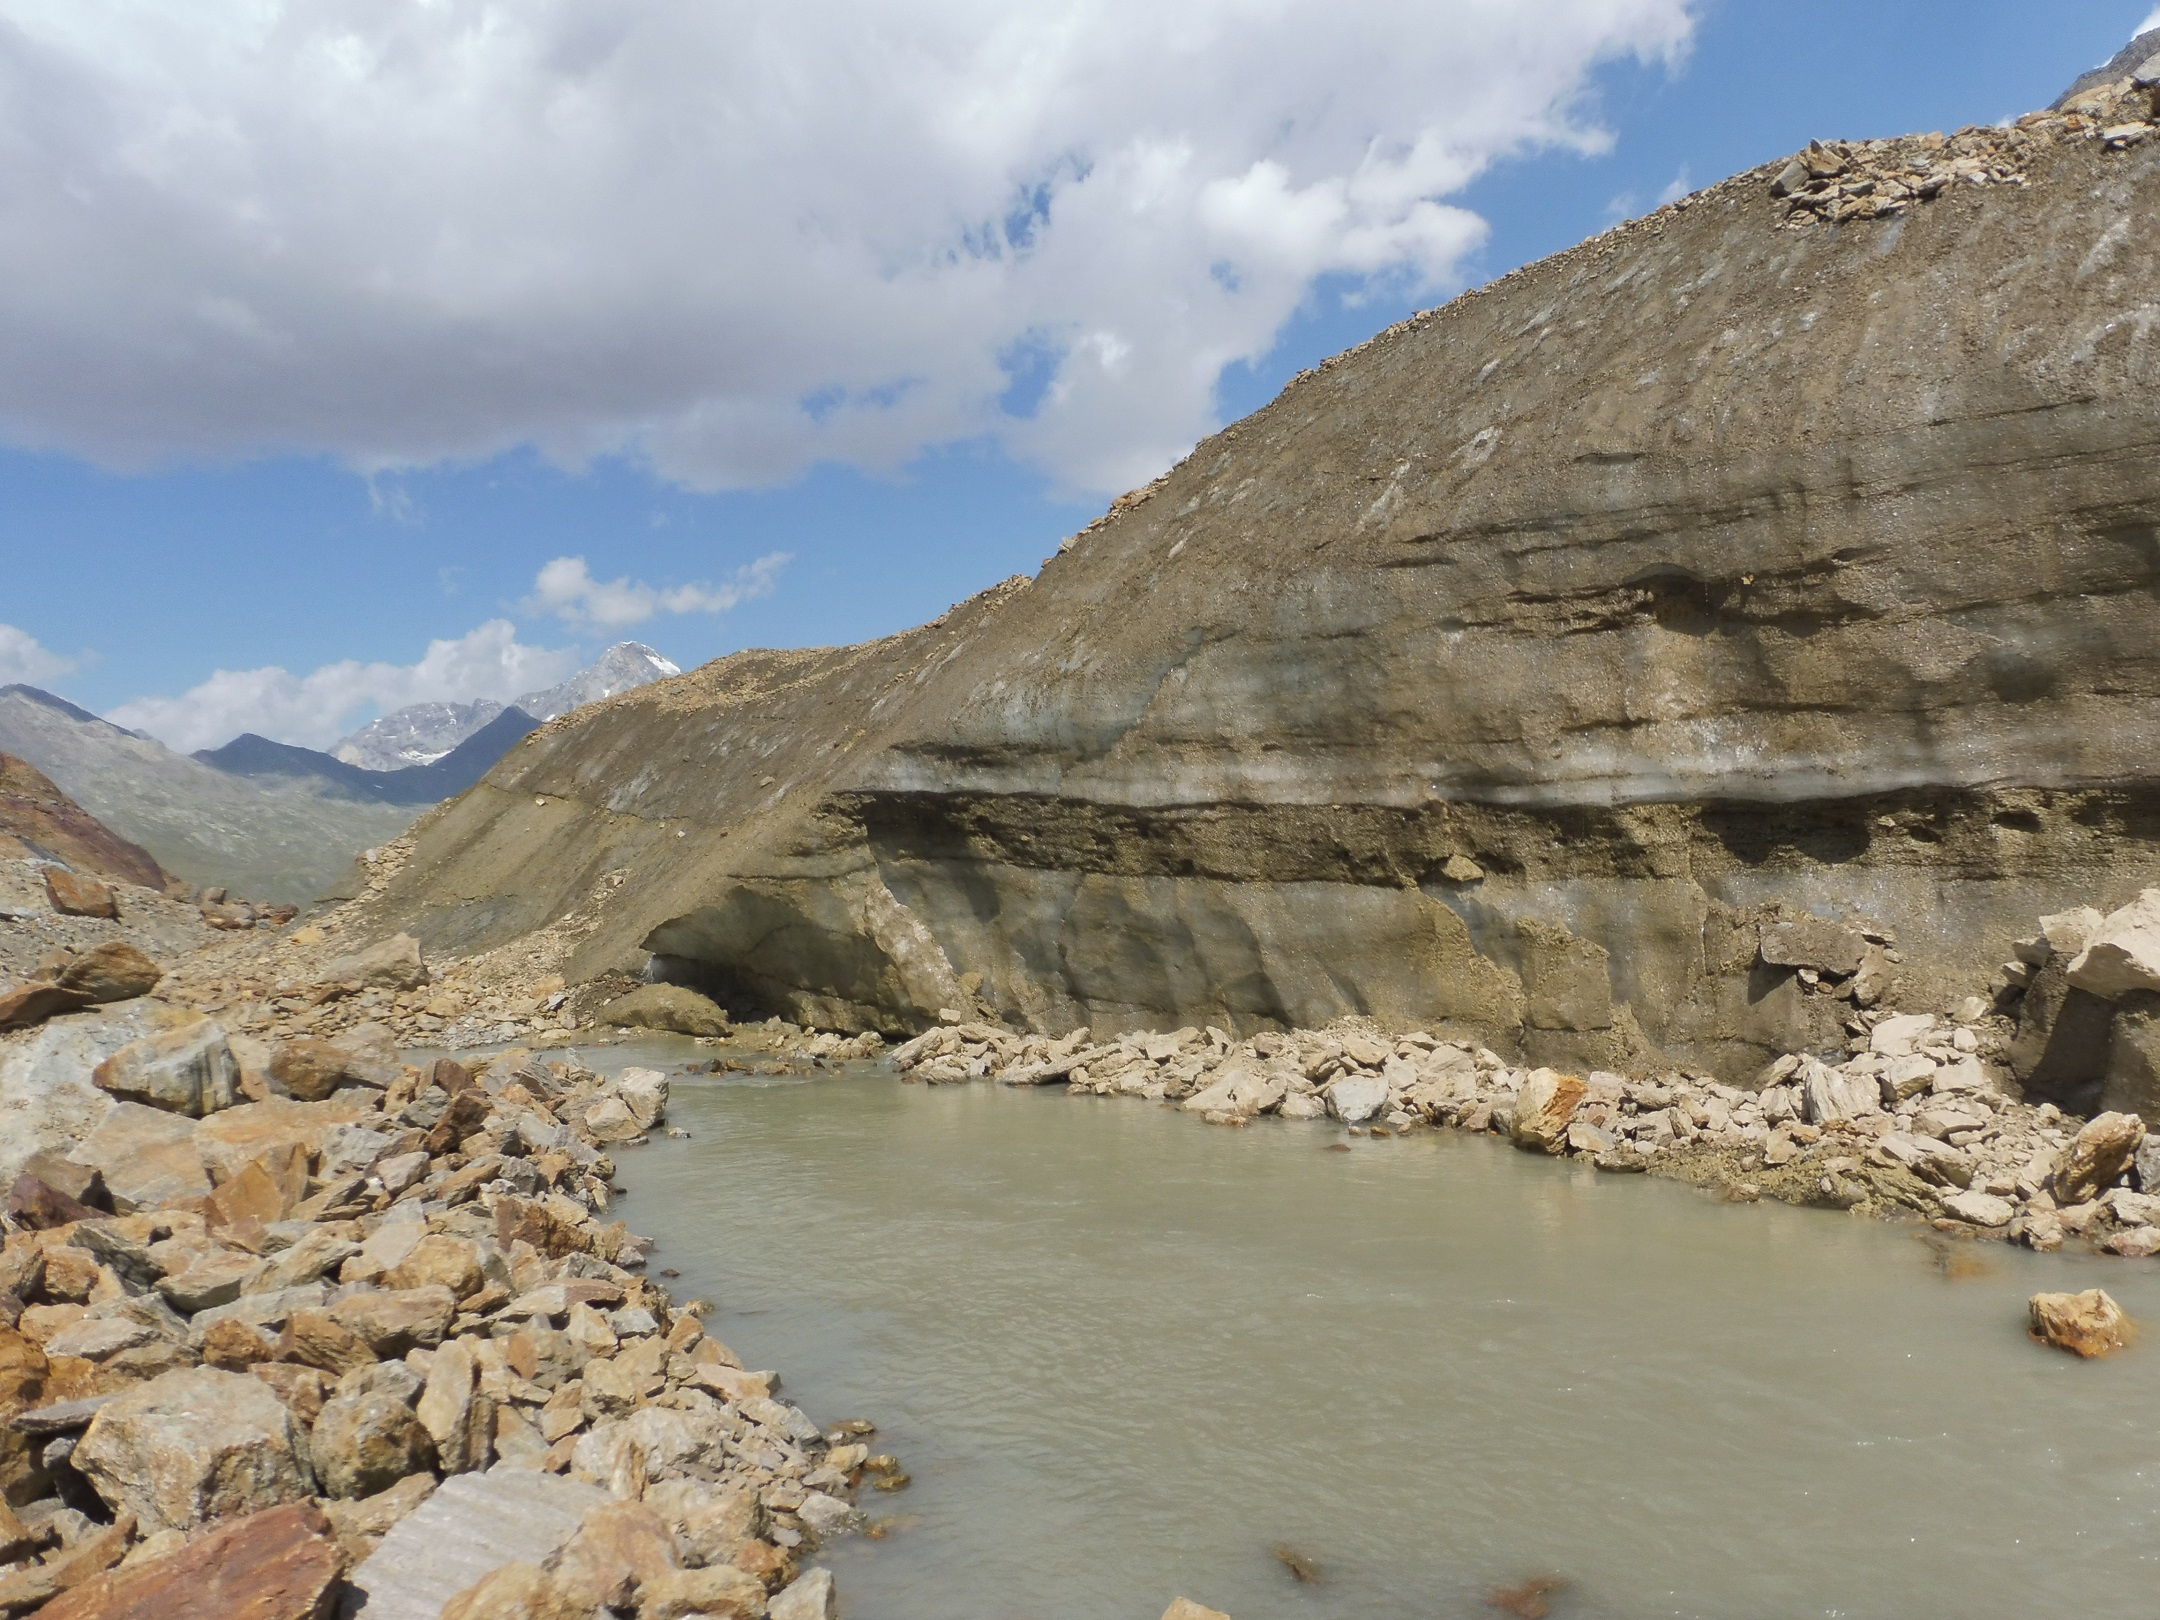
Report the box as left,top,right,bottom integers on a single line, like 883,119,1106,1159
380,1236,486,1301
769,1567,837,1620
1511,1068,1586,1152
644,1480,761,1570
1801,1063,1879,1125
1941,1189,2014,1227
8,1174,100,1230
2103,989,2160,1123
1759,917,1868,977
2029,1289,2131,1358
309,1388,435,1499
42,870,116,921
36,1501,343,1620
323,934,428,992
328,1286,456,1357
71,1103,210,1212
2051,1111,2147,1204
206,1149,308,1230
275,1310,376,1378
545,1499,679,1609
194,1098,371,1185
2067,890,2160,999
54,943,163,1004
617,1068,670,1131
416,1336,493,1475
347,1469,607,1620
641,1565,771,1620
1161,1604,1231,1620
582,1096,643,1144
598,984,730,1037
72,1365,315,1532
268,1040,373,1104
436,1564,585,1620
0,982,90,1032
1326,1074,1389,1124
93,1018,241,1118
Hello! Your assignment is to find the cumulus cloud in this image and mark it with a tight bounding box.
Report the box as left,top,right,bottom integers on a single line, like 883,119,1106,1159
529,553,790,632
0,624,75,687
106,620,580,755
0,0,1694,495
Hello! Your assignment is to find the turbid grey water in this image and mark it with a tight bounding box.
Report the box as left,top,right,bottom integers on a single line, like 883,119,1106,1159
601,1043,2160,1619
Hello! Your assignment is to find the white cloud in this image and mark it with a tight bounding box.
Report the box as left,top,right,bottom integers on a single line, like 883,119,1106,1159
2143,8,2160,36
0,0,1695,496
528,553,790,633
0,624,75,687
106,619,580,754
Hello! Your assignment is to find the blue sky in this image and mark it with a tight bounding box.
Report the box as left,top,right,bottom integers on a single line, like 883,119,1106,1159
1,0,2151,751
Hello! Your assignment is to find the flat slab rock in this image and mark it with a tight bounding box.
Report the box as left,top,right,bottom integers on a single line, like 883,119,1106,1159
346,1466,609,1619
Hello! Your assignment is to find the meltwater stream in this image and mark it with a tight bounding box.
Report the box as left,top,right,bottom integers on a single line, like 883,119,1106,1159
603,1046,2160,1619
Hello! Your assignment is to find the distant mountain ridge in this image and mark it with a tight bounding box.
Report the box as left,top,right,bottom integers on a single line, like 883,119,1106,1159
0,640,682,900
334,642,678,770
195,707,542,805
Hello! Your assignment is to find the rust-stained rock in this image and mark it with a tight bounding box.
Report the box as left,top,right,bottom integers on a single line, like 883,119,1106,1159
38,1500,344,1620
2050,1112,2146,1205
43,869,117,920
0,754,168,892
327,1286,455,1358
1510,1069,1586,1154
72,1365,316,1532
54,943,163,1005
544,1499,679,1609
310,1387,436,1499
274,1311,376,1378
439,1563,590,1620
642,1565,771,1620
2030,1289,2133,1358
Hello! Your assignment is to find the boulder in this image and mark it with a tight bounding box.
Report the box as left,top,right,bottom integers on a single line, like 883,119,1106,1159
1940,1189,2014,1227
2050,1111,2146,1204
1759,917,1869,977
2103,989,2160,1122
1510,1068,1586,1152
2067,890,2160,998
268,1039,374,1103
55,943,163,1004
380,1236,487,1301
309,1388,435,1499
769,1568,838,1620
71,1365,315,1532
35,1500,344,1620
2009,956,2115,1111
43,869,116,920
324,934,428,992
416,1337,494,1474
329,1286,457,1357
1161,1604,1231,1620
582,1097,643,1144
70,1102,210,1212
439,1564,591,1620
644,1479,761,1569
597,984,730,1037
544,1499,679,1609
617,1069,670,1131
194,1097,372,1184
641,1565,771,1620
1869,1013,1938,1058
2029,1289,2131,1358
1801,1063,1879,1125
274,1311,377,1378
93,1018,241,1118
347,1469,608,1620
1326,1074,1389,1124
0,981,90,1031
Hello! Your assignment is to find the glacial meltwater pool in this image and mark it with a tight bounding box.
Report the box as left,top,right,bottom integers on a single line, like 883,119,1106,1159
598,1043,2160,1619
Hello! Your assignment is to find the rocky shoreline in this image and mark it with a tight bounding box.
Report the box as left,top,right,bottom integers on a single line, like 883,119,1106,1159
0,873,880,1616
8,879,2160,1618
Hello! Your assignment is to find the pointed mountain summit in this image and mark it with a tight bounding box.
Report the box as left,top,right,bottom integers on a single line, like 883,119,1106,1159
333,643,679,770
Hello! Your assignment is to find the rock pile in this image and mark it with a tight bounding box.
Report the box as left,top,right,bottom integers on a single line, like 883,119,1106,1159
894,989,2160,1257
0,1026,865,1616
1770,73,2159,227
